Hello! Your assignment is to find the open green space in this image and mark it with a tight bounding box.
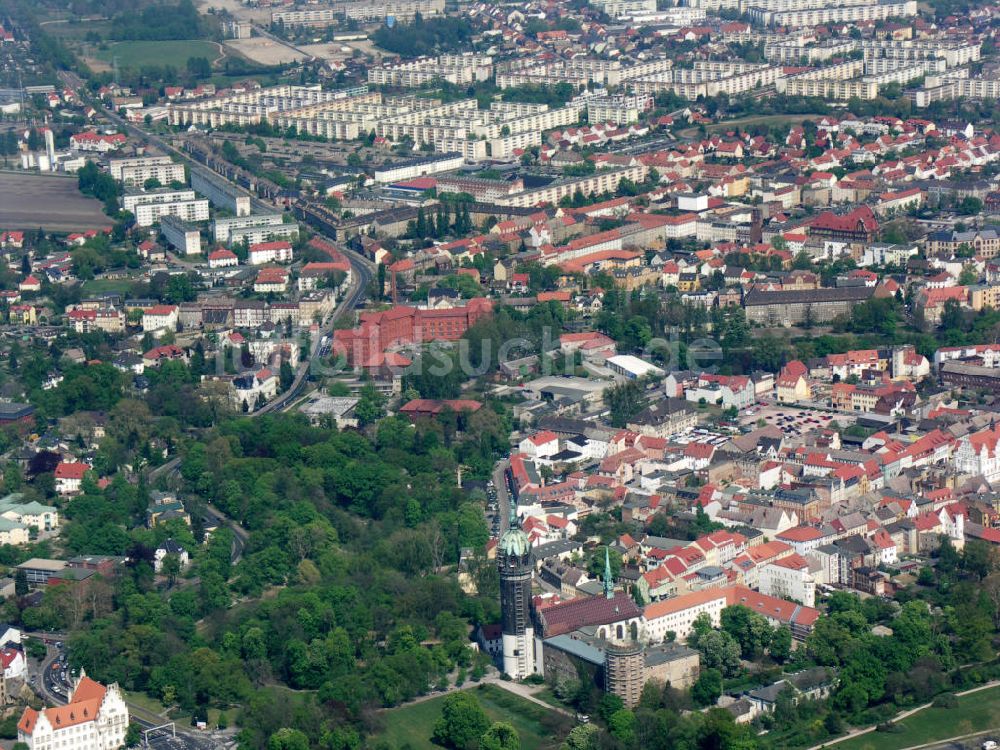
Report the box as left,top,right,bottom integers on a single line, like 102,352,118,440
80,278,140,296
833,685,1000,750
91,40,220,69
377,685,568,750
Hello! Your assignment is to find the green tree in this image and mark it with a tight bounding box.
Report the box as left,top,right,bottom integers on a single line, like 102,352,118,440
607,710,636,745
691,667,723,707
480,722,520,750
432,692,491,750
957,196,983,215
721,605,774,659
770,625,792,663
14,569,28,597
560,724,599,750
605,380,648,428
267,728,310,750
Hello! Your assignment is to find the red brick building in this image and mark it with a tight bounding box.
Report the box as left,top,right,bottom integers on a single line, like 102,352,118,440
334,298,492,364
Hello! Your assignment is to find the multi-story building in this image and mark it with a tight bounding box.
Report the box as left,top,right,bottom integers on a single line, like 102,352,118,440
434,176,525,203
862,39,980,68
67,308,126,334
142,304,179,333
759,555,816,607
589,0,656,17
122,188,196,213
748,0,917,27
970,284,1000,311
18,674,129,750
925,226,1000,259
109,156,186,187
213,213,286,243
743,286,879,326
159,215,202,256
128,195,209,228
764,39,858,64
191,169,251,216
499,164,648,208
248,240,293,265
373,153,466,184
586,95,653,125
368,55,493,87
633,62,783,100
779,60,923,100
229,222,299,247
953,425,1000,482
334,299,492,364
272,0,444,25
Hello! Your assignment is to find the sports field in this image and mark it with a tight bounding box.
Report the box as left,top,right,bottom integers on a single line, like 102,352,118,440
91,40,222,69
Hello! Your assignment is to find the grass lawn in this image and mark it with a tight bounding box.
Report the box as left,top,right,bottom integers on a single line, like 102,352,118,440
124,691,169,717
92,40,220,69
81,278,138,295
834,685,1000,750
377,685,568,750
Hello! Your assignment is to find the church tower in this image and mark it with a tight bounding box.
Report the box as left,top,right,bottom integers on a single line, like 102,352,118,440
497,509,535,678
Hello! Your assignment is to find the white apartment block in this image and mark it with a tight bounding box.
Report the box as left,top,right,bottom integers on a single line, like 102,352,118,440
125,190,209,227
159,215,202,256
229,222,300,247
272,0,444,25
779,60,924,100
133,199,209,228
625,7,706,24
499,164,649,208
496,58,673,89
373,152,465,183
589,0,656,18
913,69,1000,107
168,84,377,133
191,169,251,217
213,213,286,243
862,39,980,68
170,86,548,159
368,55,493,87
764,40,858,64
634,62,783,100
748,0,917,28
587,95,653,125
110,156,186,187
18,674,128,750
122,188,196,213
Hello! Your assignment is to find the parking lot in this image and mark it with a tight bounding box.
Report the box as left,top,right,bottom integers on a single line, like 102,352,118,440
742,403,855,438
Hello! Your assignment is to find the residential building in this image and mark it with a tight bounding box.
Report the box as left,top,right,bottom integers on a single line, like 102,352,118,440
759,554,816,607
54,462,88,496
109,156,185,187
159,216,202,256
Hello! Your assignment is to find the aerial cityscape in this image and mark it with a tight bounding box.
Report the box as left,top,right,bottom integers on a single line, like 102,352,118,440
2,0,1000,747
